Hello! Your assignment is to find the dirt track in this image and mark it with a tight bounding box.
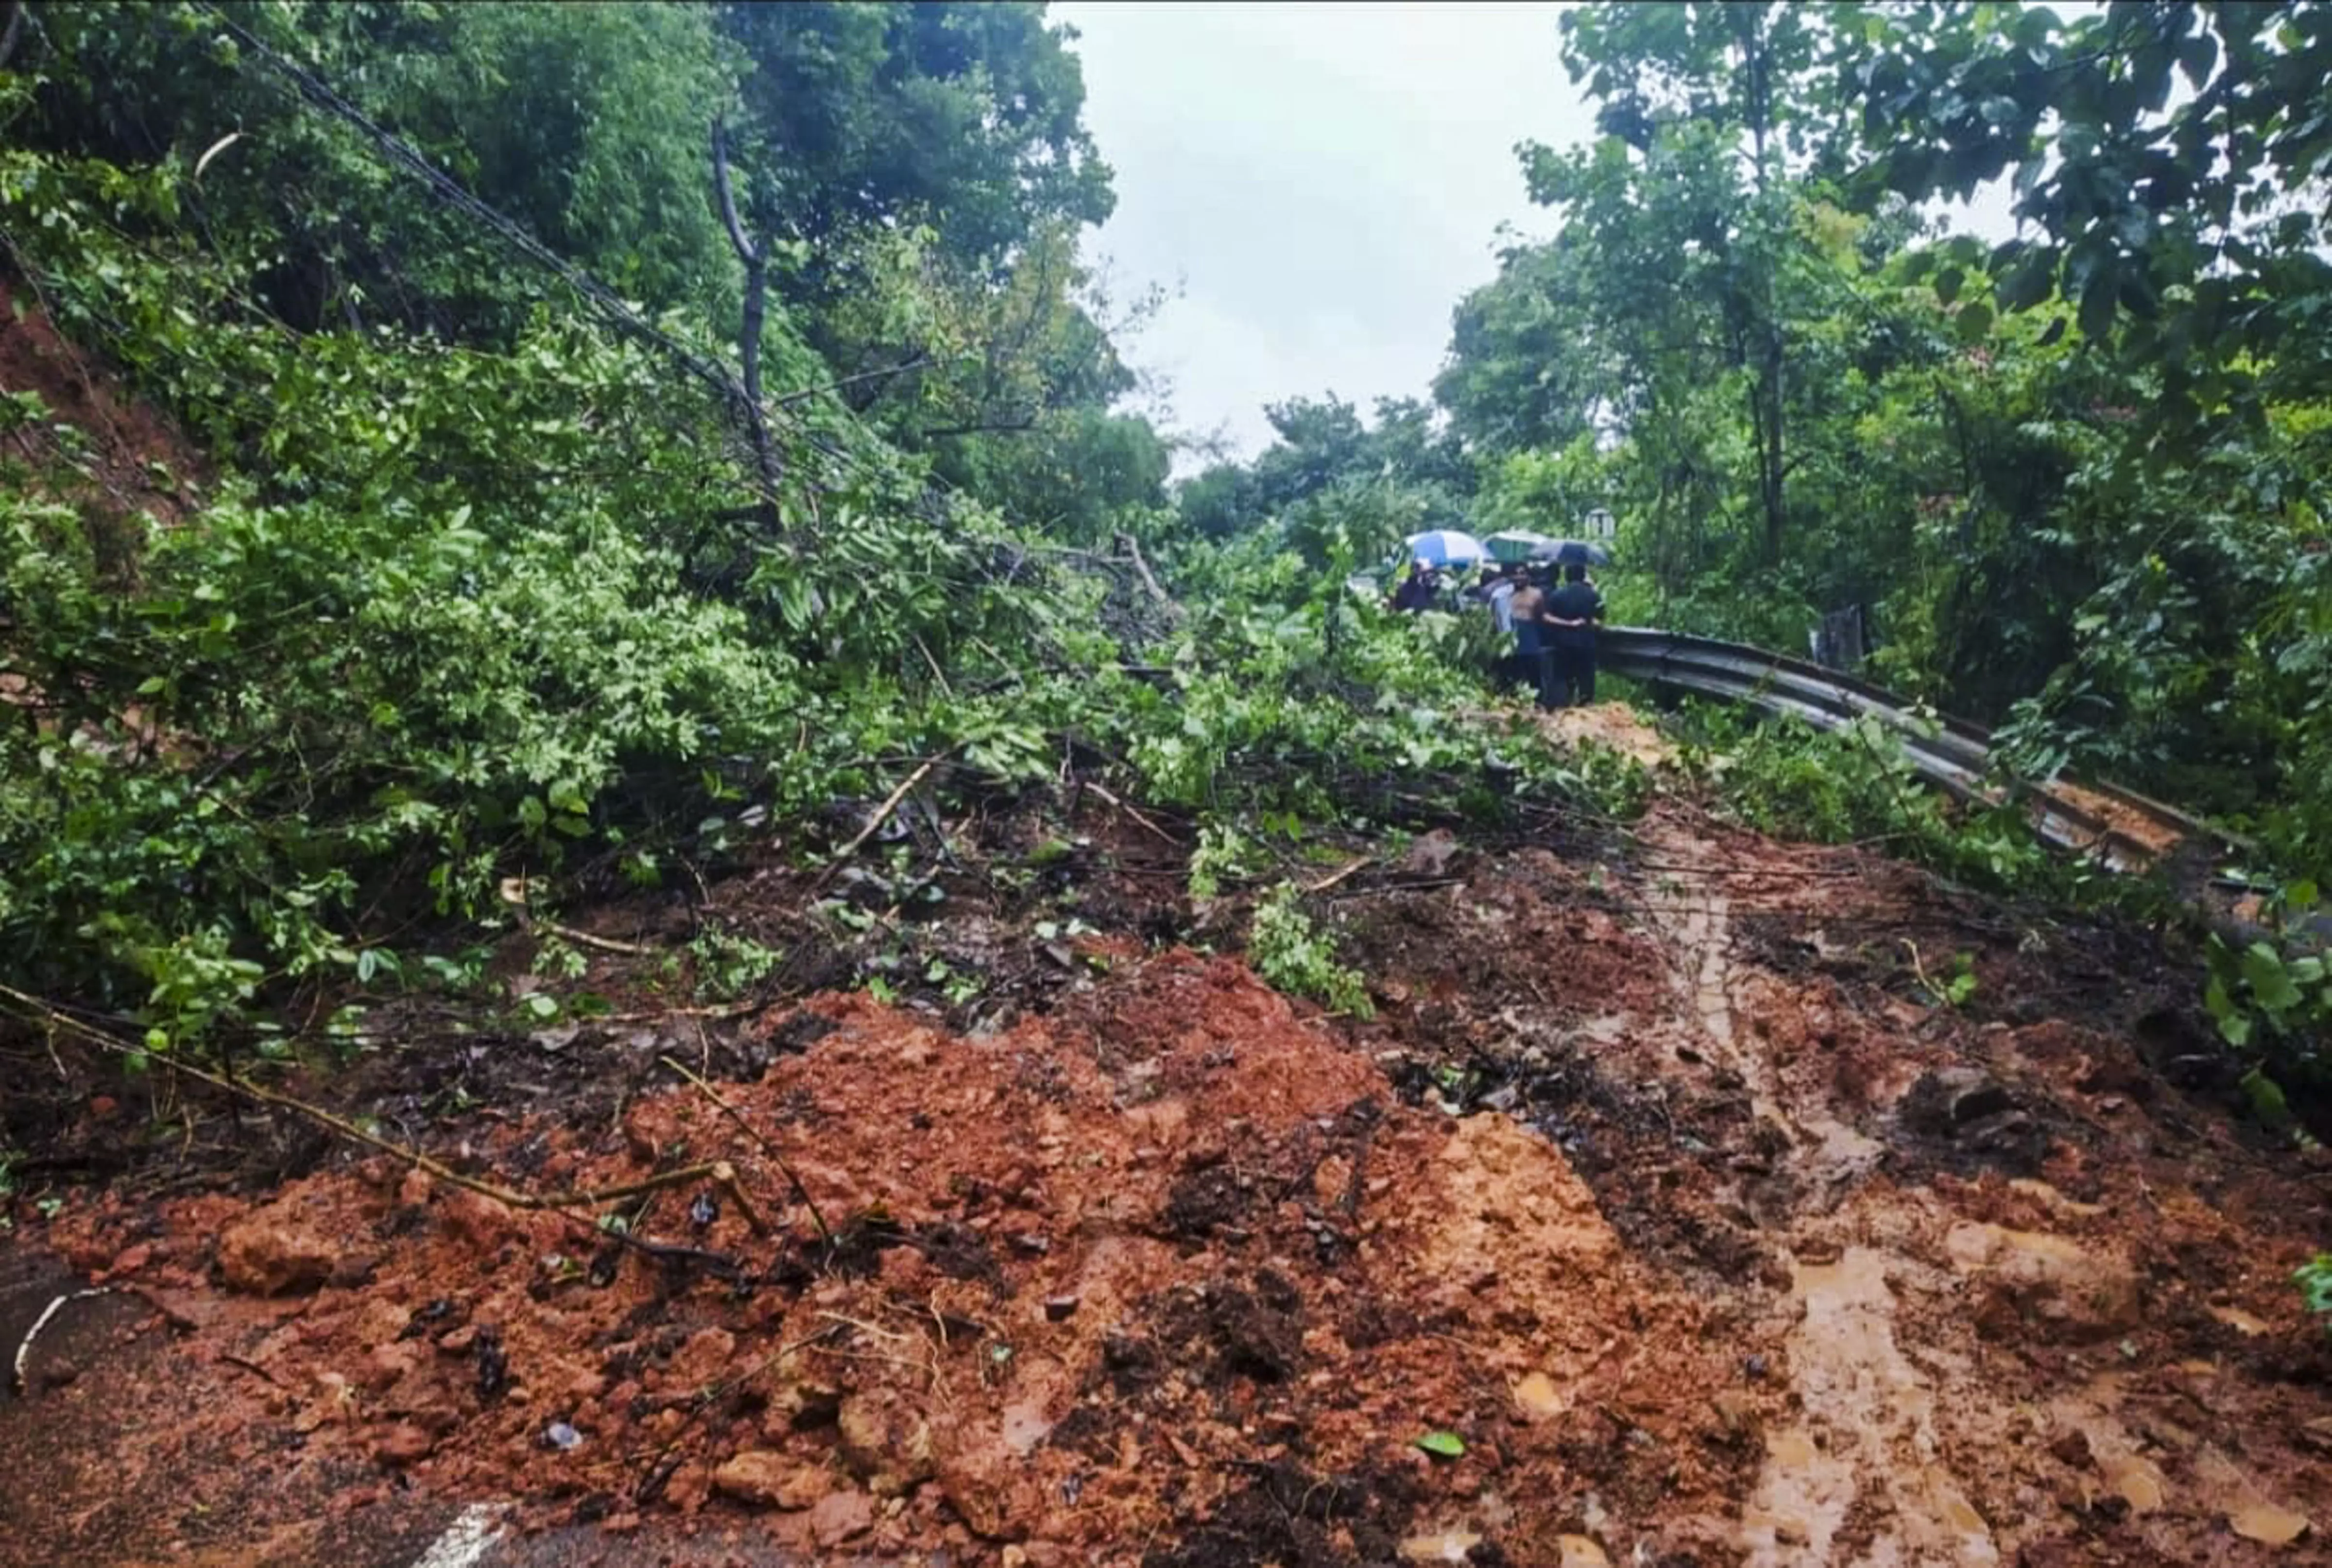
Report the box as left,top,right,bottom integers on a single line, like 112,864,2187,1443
6,775,2332,1567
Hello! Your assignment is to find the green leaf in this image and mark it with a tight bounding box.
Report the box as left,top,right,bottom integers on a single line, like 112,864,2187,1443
2243,942,2303,1014
1414,1431,1466,1459
2239,1066,2291,1126
1955,301,1994,343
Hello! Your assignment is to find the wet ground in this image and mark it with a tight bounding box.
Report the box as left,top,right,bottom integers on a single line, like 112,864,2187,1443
5,711,2331,1567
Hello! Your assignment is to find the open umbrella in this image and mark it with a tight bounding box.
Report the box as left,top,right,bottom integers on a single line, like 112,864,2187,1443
1483,529,1555,564
1402,529,1487,568
1527,538,1613,567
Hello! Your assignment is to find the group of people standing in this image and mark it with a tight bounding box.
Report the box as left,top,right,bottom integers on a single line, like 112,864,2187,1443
1388,556,1605,711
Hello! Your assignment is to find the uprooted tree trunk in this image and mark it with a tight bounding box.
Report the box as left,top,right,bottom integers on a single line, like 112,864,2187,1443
1115,532,1184,624
711,120,781,529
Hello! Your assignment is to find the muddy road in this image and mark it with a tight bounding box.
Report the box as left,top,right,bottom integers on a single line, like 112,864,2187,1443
4,756,2330,1567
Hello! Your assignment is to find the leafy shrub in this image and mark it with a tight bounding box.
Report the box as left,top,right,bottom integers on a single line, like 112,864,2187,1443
1249,883,1372,1019
2298,1255,2332,1333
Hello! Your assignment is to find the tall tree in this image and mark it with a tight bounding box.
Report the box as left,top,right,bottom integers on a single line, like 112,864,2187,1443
717,2,1115,289
1834,0,2332,443
1534,2,1828,562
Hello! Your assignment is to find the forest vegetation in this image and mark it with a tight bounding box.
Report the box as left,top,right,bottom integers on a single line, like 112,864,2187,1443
6,6,2332,1562
2,2,2329,1176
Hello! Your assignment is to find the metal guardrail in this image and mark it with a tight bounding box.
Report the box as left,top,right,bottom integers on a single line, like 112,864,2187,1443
1599,626,2234,877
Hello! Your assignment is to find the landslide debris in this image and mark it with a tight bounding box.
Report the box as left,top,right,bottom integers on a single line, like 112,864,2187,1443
6,794,2330,1568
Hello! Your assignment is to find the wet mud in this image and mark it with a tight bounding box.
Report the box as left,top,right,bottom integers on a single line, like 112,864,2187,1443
6,774,2332,1567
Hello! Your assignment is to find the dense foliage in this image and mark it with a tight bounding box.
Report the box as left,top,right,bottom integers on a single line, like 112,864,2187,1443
1,0,2325,1104
0,1,1633,1067
1168,0,2330,1090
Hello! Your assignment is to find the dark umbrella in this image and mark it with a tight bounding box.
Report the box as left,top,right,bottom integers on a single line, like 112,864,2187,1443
1528,538,1613,567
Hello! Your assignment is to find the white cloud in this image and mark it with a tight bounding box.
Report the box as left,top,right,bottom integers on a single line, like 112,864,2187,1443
1059,2,2026,472
1058,1,1586,466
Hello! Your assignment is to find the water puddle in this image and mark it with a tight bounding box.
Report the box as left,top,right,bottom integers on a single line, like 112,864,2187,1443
1647,861,1882,1193
1398,1529,1482,1563
1743,1246,1999,1566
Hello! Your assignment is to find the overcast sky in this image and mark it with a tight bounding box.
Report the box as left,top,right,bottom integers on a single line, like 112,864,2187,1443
1055,1,1588,466
1055,1,2018,471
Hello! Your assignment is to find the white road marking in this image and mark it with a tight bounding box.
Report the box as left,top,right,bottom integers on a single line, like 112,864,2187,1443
410,1503,502,1568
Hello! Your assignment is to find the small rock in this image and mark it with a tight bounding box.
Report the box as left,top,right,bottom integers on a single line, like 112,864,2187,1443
1512,1371,1561,1420
838,1388,936,1495
373,1423,436,1466
1710,1391,1759,1439
438,1190,511,1251
1559,1537,1612,1568
2230,1502,2311,1547
360,1343,421,1394
1397,1530,1481,1563
808,1489,875,1548
1901,1066,2015,1136
667,1327,737,1392
543,1421,583,1451
1043,1295,1080,1323
217,1209,338,1296
711,1451,822,1510
2048,1427,2093,1468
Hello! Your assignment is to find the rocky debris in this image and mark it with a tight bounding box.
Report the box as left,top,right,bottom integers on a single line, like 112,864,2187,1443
216,1206,338,1296
1900,1066,2015,1134
806,1488,875,1548
2230,1501,2312,1548
837,1387,936,1496
709,1451,821,1510
1946,1221,2141,1342
372,1423,437,1466
16,825,2332,1568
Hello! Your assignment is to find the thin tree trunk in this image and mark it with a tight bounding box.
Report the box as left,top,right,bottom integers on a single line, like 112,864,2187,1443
1739,8,1787,564
711,121,781,526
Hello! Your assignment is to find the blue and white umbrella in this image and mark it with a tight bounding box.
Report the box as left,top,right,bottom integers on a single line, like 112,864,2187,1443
1402,529,1488,568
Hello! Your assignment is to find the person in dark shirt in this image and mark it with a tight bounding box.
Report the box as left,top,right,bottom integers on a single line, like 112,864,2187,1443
1388,557,1440,614
1542,562,1604,708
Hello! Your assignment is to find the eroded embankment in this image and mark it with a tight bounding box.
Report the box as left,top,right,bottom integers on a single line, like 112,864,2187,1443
6,789,2331,1568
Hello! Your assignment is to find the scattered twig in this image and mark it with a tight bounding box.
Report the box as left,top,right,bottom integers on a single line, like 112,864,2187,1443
1303,856,1374,894
658,1053,832,1244
498,878,662,956
217,1350,285,1388
1080,779,1181,847
0,982,760,1227
13,1289,114,1395
592,998,764,1026
1114,531,1185,622
822,747,961,880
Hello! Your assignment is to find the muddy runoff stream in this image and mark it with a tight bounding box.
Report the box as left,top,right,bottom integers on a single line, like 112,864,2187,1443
6,788,2332,1567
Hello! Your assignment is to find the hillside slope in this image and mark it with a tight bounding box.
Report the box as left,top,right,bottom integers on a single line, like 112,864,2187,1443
6,779,2329,1568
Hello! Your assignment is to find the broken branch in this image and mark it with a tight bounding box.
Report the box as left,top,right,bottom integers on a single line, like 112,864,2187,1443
823,746,960,874
660,1053,831,1244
